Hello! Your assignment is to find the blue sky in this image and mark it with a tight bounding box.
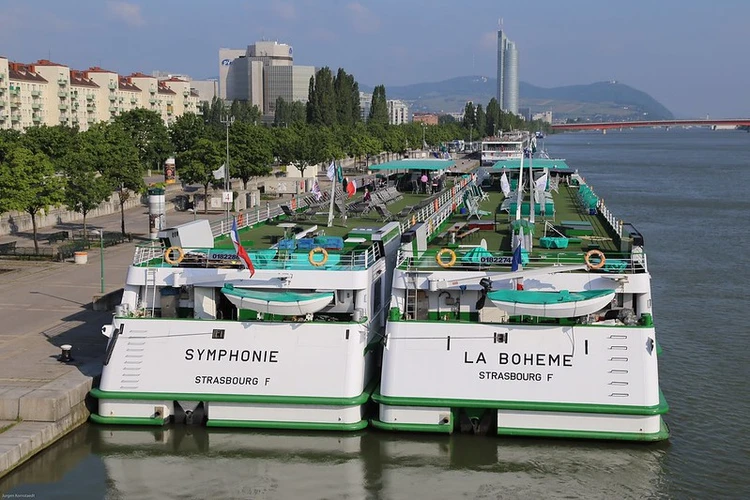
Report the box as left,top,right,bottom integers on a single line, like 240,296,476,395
1,0,747,118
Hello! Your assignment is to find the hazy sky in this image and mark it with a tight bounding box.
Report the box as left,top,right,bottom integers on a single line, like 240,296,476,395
1,0,747,118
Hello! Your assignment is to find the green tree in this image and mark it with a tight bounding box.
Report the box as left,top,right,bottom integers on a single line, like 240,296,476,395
229,122,274,189
0,146,64,253
61,143,112,240
475,105,487,140
114,109,172,173
463,102,476,132
230,100,261,124
170,112,208,155
368,85,388,125
276,125,329,178
85,123,143,236
21,125,76,168
308,67,337,126
176,138,224,214
486,98,500,136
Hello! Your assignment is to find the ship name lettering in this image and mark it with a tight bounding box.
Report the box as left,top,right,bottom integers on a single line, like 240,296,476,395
463,351,487,364
194,375,261,385
498,352,573,367
478,371,543,382
185,348,279,363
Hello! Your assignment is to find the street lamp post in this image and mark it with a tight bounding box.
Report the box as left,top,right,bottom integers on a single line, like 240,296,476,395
220,115,235,223
92,230,104,293
422,123,427,150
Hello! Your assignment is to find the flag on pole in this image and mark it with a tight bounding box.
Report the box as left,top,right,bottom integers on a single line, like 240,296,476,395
346,178,356,198
535,173,548,194
336,163,344,183
231,218,255,277
511,242,523,272
312,181,322,201
500,172,511,197
326,160,336,181
212,163,226,180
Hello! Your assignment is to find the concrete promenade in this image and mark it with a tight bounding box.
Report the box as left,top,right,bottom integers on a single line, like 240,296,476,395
0,197,222,478
0,154,479,478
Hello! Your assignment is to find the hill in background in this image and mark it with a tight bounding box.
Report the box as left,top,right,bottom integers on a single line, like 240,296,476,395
363,77,674,121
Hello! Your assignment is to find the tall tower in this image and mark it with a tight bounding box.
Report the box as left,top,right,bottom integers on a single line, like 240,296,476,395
503,41,518,114
496,27,506,109
496,22,519,116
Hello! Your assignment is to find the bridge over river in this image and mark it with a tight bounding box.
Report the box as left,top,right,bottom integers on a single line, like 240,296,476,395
551,119,750,131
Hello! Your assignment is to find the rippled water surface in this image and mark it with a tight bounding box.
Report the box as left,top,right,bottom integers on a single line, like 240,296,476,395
2,129,749,499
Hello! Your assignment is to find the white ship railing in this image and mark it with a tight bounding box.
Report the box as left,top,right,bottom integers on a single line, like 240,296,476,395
397,249,646,274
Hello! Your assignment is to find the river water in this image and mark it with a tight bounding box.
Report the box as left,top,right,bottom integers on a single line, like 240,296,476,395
1,129,749,499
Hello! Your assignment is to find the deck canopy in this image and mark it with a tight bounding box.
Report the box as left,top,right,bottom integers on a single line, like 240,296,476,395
369,159,455,171
491,158,570,171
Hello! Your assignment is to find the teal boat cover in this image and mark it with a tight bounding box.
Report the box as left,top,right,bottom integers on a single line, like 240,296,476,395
487,289,614,305
221,285,334,304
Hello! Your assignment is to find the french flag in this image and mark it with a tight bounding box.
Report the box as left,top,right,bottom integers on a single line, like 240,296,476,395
231,218,255,277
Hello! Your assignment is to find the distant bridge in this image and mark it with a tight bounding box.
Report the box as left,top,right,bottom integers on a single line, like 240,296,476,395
551,119,750,131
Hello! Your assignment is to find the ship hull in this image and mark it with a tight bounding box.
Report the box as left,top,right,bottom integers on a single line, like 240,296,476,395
92,317,378,430
374,320,668,441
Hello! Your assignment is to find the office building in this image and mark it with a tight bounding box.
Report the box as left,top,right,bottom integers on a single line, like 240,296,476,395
496,26,519,115
220,41,314,115
0,56,200,132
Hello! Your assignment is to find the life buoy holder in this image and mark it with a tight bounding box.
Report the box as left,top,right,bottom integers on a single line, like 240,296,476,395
309,247,328,267
164,246,184,265
436,248,457,268
584,249,606,270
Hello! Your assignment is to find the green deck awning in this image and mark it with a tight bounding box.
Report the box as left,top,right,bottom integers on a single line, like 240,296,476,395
369,159,455,171
491,159,570,170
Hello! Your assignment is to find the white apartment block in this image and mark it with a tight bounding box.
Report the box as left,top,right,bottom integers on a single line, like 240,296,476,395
0,57,200,132
360,92,411,125
387,99,409,125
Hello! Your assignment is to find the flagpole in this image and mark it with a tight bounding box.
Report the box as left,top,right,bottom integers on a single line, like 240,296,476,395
327,159,336,228
529,149,535,225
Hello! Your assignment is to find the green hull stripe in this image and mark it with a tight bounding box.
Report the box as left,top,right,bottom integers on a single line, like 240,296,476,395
370,419,452,434
89,413,166,426
90,378,377,407
206,418,368,432
373,389,669,416
497,418,670,442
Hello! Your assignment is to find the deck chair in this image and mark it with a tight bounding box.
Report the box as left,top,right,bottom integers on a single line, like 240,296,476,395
374,204,395,222
281,204,308,221
465,195,490,220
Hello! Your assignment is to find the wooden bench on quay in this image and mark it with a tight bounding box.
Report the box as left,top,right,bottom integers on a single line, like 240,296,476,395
46,231,69,245
0,241,17,255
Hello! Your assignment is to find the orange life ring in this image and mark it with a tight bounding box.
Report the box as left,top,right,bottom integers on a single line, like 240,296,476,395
433,199,439,211
584,249,606,270
308,247,328,266
164,246,184,265
436,248,457,268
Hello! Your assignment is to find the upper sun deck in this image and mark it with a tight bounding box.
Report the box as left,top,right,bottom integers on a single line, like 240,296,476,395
132,175,464,272
396,161,647,274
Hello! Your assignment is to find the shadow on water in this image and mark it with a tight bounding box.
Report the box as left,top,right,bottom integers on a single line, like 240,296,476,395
1,424,670,500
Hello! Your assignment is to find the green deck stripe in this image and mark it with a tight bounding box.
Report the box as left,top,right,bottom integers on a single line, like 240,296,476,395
497,418,670,442
206,418,368,432
89,413,166,426
90,378,377,407
373,389,669,416
369,419,452,434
